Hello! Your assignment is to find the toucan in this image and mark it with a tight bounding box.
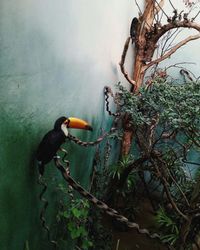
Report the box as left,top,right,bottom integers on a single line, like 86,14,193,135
36,116,93,175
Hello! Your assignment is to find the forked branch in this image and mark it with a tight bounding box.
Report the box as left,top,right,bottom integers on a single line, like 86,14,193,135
144,34,200,69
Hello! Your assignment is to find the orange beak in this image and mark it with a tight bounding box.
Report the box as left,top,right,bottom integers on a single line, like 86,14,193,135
64,117,93,131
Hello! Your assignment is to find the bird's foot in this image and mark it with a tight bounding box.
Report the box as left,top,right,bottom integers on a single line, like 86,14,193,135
53,155,61,159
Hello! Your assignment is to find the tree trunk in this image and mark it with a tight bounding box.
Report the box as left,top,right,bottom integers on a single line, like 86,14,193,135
121,0,155,156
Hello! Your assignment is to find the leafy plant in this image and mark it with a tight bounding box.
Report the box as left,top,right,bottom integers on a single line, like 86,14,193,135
118,79,200,132
155,207,179,245
56,184,93,249
109,154,134,180
101,78,200,248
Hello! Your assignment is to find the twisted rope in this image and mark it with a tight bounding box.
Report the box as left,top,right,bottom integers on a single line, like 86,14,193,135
104,86,120,117
54,158,161,240
67,132,108,147
37,175,58,249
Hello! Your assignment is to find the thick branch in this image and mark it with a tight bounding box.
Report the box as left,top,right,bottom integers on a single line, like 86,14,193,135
119,37,136,87
155,21,200,41
142,0,156,29
144,34,200,69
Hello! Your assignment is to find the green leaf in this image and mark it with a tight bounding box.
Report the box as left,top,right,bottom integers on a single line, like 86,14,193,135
70,228,81,239
67,221,76,232
72,208,81,218
63,211,70,218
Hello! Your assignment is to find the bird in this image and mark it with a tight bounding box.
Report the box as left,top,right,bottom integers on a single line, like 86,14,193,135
130,17,139,43
36,116,93,175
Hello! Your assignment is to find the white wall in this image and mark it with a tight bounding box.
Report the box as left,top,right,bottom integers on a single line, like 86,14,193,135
152,0,200,79
0,0,137,124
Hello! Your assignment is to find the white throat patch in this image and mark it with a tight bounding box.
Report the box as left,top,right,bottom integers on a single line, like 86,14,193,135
61,124,69,137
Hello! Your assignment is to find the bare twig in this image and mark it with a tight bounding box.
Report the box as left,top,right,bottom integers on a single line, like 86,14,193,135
154,0,165,15
160,28,179,56
116,239,120,250
134,0,142,15
161,172,189,221
168,169,190,207
154,0,169,18
168,0,176,11
159,10,164,24
145,34,200,69
163,28,183,54
165,61,196,70
191,10,200,21
119,37,136,87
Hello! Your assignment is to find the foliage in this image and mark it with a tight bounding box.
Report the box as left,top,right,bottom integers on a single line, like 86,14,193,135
53,77,200,249
103,78,200,248
118,79,200,132
109,154,139,198
116,79,200,199
155,207,179,245
56,184,93,249
109,154,134,180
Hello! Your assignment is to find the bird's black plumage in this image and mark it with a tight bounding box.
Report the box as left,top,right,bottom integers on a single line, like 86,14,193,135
130,17,139,43
36,117,67,175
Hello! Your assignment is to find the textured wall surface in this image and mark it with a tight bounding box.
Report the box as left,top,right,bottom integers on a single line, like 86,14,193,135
1,1,200,249
0,0,135,249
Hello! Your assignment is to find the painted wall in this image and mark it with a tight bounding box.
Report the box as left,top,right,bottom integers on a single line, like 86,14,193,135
0,0,136,249
1,1,200,249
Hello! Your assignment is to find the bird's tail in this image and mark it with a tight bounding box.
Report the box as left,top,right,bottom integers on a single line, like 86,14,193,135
38,161,45,176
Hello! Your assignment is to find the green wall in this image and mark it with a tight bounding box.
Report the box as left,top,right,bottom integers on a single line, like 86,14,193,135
0,0,135,249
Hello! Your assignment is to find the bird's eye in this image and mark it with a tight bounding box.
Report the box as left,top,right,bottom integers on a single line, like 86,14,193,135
64,119,70,127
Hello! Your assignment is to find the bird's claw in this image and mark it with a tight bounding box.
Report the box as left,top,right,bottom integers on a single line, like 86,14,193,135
53,155,61,159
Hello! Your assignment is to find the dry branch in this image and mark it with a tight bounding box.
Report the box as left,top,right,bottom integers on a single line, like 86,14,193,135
155,21,200,41
168,170,190,207
158,169,189,221
119,37,136,87
144,34,200,69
